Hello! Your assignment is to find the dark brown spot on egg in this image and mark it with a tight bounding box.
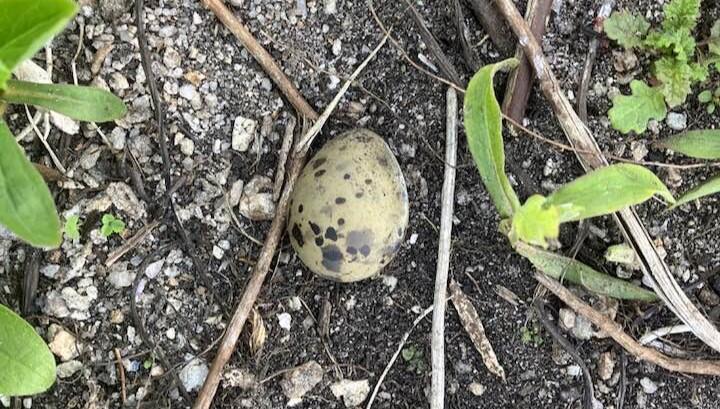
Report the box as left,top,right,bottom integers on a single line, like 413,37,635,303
355,191,364,198
292,224,304,247
313,158,327,169
360,245,371,257
315,236,324,246
347,246,357,255
338,218,345,226
344,173,351,180
378,156,389,167
325,227,337,241
298,204,304,213
335,197,346,204
365,178,372,185
321,245,344,272
309,221,321,235
314,169,326,177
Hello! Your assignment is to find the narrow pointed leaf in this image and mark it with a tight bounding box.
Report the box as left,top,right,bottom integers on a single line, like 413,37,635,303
0,120,61,247
547,164,675,222
464,58,521,218
670,175,720,208
0,304,56,396
1,80,127,122
0,0,77,89
515,242,657,301
657,129,720,159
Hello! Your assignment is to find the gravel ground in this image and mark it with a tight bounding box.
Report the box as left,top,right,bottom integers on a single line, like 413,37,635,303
3,0,720,408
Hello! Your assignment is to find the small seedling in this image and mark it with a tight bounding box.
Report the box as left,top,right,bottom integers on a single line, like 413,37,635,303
64,215,81,241
520,325,543,347
698,87,720,114
101,214,126,237
604,0,718,134
401,345,427,375
464,59,668,301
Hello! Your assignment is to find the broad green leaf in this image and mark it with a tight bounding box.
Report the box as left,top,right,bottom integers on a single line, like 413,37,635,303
547,164,675,222
604,11,650,49
654,57,706,107
509,194,559,248
515,242,657,301
464,58,520,219
0,80,127,122
670,175,720,209
0,0,77,89
699,90,713,103
657,129,720,159
0,304,56,396
661,0,700,32
0,120,61,247
609,80,667,134
644,28,696,62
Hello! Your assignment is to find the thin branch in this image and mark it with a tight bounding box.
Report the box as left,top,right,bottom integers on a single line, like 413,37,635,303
578,0,614,122
430,88,458,409
199,0,318,121
535,273,720,376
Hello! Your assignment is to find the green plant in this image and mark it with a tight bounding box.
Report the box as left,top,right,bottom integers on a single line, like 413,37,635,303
520,324,543,346
0,304,56,396
698,87,720,113
101,214,126,237
64,215,80,241
0,0,127,397
401,345,426,374
464,59,668,301
0,0,126,248
658,129,720,207
604,0,717,133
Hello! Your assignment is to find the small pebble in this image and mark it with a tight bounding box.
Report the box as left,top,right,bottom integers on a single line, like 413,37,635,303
666,112,687,131
640,377,658,394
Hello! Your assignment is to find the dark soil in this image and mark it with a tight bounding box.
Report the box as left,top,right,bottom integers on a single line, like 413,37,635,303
3,0,720,408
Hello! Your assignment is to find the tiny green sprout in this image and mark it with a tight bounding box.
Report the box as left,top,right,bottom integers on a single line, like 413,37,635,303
520,325,543,347
698,88,720,114
101,214,126,237
143,358,153,370
64,215,80,240
401,345,426,374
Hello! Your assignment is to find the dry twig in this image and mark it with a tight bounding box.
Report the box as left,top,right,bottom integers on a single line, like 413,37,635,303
199,0,318,121
535,273,720,376
273,116,296,201
114,348,127,404
493,0,720,353
467,0,514,55
193,35,388,409
105,221,161,267
449,281,505,380
430,88,458,409
577,0,614,122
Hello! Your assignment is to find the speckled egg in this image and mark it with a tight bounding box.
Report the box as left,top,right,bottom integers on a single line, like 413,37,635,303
288,129,409,282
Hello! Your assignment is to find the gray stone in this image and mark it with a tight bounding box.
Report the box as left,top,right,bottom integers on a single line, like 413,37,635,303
280,361,323,406
666,112,687,131
57,360,83,379
640,377,658,394
49,325,80,362
232,116,257,152
179,359,209,392
330,379,370,408
239,176,275,221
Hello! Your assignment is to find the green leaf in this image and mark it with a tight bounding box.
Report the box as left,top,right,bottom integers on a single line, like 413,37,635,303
609,81,667,134
604,243,641,269
464,58,521,219
699,90,713,103
661,0,700,32
709,103,717,114
547,164,675,222
671,175,720,208
0,80,127,122
515,242,658,301
604,11,650,49
509,194,559,248
0,304,56,396
101,214,125,237
710,20,720,56
64,215,80,240
0,0,77,89
657,129,720,159
0,120,61,247
654,57,706,107
644,28,696,61
401,346,415,361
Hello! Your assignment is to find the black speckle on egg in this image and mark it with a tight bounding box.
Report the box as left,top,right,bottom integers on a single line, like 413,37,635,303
321,245,344,272
309,221,321,235
397,227,404,237
315,236,324,246
313,158,327,169
360,245,371,257
335,197,346,204
314,169,326,177
325,227,337,241
292,224,304,247
344,173,351,180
